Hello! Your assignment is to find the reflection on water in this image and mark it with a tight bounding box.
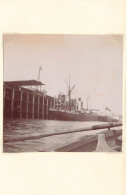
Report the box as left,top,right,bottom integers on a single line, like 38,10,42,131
3,119,107,152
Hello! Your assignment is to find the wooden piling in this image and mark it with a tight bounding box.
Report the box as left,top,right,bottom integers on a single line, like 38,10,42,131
3,85,6,112
53,98,55,109
3,85,6,99
11,89,15,118
26,93,29,119
46,98,48,119
51,99,52,109
38,96,40,119
32,94,35,119
42,95,44,119
20,91,23,118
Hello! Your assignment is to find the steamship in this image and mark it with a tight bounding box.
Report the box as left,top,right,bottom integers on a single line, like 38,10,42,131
48,77,117,122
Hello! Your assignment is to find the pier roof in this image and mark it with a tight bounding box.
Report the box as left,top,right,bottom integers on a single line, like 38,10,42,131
4,80,45,87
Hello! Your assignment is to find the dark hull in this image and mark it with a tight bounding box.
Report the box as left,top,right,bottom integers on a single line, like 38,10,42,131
48,110,116,122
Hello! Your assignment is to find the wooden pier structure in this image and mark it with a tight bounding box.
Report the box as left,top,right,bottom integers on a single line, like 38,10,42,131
3,80,54,119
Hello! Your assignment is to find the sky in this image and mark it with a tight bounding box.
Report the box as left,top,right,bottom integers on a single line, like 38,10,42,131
3,34,123,115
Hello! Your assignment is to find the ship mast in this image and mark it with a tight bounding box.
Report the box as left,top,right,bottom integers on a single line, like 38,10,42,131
65,74,75,110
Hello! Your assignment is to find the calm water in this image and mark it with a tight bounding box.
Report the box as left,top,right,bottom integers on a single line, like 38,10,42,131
3,119,108,152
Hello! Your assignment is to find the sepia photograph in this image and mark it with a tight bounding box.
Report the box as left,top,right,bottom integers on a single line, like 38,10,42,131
3,34,123,152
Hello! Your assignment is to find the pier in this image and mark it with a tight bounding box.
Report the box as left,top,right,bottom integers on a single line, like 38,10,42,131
4,80,54,119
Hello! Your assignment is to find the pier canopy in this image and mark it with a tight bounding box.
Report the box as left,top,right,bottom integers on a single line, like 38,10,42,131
4,80,45,88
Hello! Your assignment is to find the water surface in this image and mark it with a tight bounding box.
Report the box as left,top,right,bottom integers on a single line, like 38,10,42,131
3,119,108,152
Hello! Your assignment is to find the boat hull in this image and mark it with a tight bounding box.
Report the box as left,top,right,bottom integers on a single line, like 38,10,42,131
55,129,122,152
48,110,117,122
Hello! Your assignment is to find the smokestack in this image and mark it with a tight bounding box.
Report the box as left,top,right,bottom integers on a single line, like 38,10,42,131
78,97,81,111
